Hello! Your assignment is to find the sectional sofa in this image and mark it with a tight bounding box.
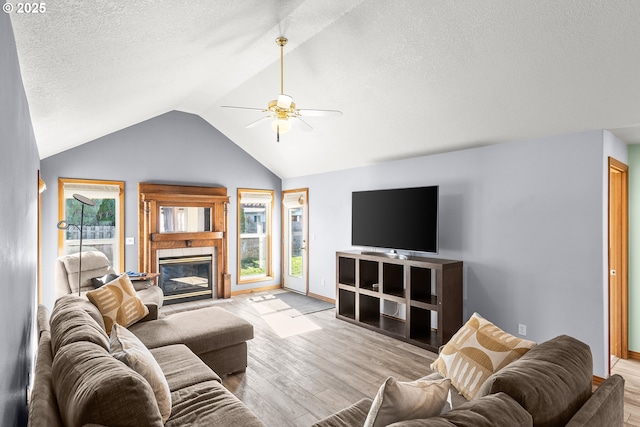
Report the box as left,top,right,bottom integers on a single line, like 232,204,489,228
28,295,264,426
28,292,625,426
313,335,625,426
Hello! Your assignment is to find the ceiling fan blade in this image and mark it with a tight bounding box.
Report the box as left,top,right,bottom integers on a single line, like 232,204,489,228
245,116,271,128
298,109,343,117
294,117,314,132
221,105,266,112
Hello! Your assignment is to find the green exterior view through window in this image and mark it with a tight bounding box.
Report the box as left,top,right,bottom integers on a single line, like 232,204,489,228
238,189,273,283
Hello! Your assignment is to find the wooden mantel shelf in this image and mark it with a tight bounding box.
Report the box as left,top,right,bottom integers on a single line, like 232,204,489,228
150,231,224,242
138,183,231,298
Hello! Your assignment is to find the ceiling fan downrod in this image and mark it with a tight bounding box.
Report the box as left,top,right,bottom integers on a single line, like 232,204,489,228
276,37,287,95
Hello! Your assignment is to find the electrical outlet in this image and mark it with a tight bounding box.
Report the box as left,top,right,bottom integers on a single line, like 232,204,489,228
518,323,527,336
125,237,134,245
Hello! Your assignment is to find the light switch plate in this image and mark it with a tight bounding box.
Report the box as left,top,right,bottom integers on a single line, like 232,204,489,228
125,237,134,245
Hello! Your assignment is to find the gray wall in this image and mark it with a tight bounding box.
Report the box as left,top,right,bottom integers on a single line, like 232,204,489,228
0,9,40,426
284,130,626,378
40,111,281,308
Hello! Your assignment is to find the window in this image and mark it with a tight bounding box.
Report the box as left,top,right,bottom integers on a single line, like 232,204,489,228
237,189,273,283
58,178,124,272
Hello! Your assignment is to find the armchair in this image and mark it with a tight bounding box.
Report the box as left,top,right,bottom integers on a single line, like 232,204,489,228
54,251,163,307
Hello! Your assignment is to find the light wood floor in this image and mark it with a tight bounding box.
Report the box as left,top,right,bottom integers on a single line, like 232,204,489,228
162,291,640,427
162,290,438,426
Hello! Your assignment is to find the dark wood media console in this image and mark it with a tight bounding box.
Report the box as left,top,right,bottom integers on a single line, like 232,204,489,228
335,250,463,353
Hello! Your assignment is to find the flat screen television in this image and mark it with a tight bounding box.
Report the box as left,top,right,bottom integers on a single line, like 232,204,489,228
351,186,438,253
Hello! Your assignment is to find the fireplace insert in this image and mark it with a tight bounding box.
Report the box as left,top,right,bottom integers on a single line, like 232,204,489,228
158,255,214,304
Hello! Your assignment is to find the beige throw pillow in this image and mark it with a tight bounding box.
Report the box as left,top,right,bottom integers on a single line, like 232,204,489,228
111,324,171,422
364,377,451,427
86,274,148,333
430,312,536,400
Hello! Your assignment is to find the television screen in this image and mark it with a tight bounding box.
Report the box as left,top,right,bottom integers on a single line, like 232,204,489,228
351,186,438,253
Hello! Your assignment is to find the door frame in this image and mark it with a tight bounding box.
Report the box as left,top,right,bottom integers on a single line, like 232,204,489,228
608,156,628,370
282,188,309,294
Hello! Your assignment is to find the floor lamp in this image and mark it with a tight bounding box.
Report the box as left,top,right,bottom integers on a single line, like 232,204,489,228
57,194,95,296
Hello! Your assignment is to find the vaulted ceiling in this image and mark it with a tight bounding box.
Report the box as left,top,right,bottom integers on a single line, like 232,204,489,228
10,0,640,178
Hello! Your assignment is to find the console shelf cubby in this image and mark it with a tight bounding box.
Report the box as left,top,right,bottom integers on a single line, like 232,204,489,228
335,250,463,352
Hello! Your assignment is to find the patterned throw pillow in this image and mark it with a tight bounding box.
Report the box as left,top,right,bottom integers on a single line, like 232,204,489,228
364,377,451,427
110,324,172,422
86,274,149,333
430,312,536,400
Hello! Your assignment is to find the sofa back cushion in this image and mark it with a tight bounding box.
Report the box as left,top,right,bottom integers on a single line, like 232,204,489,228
477,335,592,427
52,340,163,427
50,295,110,355
388,392,533,427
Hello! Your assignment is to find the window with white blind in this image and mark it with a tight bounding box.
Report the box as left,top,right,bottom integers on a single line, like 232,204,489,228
237,189,273,283
58,178,124,272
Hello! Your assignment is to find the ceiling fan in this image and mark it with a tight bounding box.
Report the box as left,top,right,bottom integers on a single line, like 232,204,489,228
222,37,342,142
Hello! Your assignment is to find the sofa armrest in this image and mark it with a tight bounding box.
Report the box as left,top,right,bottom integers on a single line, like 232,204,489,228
138,303,159,322
136,285,164,308
312,398,373,427
565,374,625,427
37,304,51,339
28,332,63,427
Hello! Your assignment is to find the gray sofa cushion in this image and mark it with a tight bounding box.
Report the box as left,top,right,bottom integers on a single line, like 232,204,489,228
129,306,253,356
477,335,592,427
166,380,266,426
387,392,533,426
151,344,221,391
312,398,373,427
566,374,625,426
52,340,163,427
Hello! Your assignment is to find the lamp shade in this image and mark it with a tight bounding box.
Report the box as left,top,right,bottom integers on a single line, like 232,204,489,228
271,118,292,134
73,193,95,206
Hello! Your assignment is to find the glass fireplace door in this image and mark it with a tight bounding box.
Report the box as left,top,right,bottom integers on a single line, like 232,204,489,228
158,255,213,303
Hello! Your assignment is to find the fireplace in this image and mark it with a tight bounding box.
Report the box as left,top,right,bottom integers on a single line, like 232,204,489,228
138,183,231,300
158,253,216,304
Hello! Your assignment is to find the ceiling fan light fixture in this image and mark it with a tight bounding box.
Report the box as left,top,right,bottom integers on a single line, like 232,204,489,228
271,118,292,134
222,35,341,141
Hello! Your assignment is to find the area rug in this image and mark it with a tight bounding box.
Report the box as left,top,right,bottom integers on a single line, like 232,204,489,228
249,292,334,317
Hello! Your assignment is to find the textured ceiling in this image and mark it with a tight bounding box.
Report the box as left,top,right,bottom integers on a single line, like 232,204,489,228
10,0,640,178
